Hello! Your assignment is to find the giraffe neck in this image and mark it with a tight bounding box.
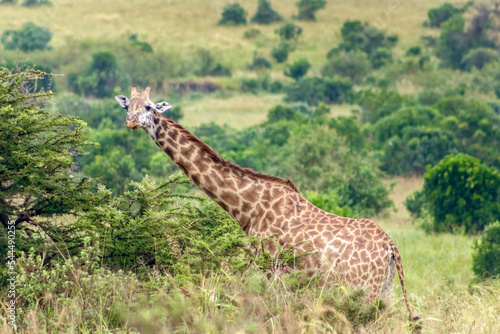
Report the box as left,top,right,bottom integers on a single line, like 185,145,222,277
145,112,299,234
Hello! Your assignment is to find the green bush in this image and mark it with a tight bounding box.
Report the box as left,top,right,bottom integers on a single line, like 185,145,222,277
435,3,498,70
267,105,298,123
128,34,154,53
243,28,261,39
372,106,441,144
271,42,291,63
328,115,367,152
406,154,500,234
462,47,499,70
22,0,50,6
194,49,231,77
165,105,183,123
427,3,462,27
247,52,272,70
435,13,484,70
12,243,140,331
251,0,282,24
305,190,353,217
53,95,124,129
472,221,500,278
74,173,252,274
329,20,397,62
1,22,52,52
0,69,94,273
495,84,500,99
434,96,500,167
130,40,153,53
284,58,310,81
370,47,393,69
356,89,415,124
238,76,282,94
418,90,443,106
78,123,163,193
239,76,274,94
275,23,302,40
4,60,55,92
419,55,431,69
379,127,458,175
219,3,247,26
117,41,190,86
269,80,283,93
406,46,422,56
326,20,397,71
68,51,121,98
194,122,237,153
82,147,143,194
295,0,326,21
243,28,262,39
284,76,353,106
421,35,438,47
267,124,292,147
368,94,500,175
91,51,117,73
322,50,370,83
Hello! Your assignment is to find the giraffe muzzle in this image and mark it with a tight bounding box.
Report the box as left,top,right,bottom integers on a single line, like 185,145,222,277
126,121,140,130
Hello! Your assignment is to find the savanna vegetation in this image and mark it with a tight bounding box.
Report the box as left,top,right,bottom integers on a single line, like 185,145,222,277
1,0,500,333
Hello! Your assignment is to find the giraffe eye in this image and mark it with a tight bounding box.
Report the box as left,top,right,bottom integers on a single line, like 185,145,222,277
145,105,152,111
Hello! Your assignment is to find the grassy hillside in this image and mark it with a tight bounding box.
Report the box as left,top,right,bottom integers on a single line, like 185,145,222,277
0,0,461,60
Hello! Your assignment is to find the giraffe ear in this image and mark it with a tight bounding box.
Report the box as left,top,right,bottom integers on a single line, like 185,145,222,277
115,95,129,109
155,101,173,113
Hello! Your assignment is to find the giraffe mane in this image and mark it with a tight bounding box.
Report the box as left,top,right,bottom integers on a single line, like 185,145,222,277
162,115,299,193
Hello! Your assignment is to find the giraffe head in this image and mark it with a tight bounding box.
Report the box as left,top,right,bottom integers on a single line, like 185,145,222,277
115,86,172,130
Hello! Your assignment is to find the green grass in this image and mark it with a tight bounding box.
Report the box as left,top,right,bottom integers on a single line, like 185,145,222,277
373,177,498,334
378,177,474,296
177,94,356,129
179,93,284,129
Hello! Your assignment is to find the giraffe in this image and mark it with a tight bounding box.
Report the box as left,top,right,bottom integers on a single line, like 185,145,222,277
115,86,420,328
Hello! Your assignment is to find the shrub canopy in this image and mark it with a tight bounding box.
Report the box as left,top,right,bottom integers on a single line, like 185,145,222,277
295,0,326,21
472,221,500,278
1,22,51,52
0,68,94,267
219,3,247,26
406,154,500,234
284,76,353,106
251,0,282,24
428,2,463,28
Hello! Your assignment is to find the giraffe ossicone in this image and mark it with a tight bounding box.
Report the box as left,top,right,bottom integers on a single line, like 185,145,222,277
115,86,421,328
